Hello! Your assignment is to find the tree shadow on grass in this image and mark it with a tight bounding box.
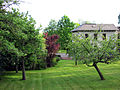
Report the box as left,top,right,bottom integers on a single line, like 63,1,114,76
0,71,22,81
0,76,22,81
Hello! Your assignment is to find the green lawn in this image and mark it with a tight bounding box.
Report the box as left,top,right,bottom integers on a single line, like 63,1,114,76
58,50,67,53
0,60,120,90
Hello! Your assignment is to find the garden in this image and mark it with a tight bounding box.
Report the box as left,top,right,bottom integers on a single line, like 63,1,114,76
1,1,120,90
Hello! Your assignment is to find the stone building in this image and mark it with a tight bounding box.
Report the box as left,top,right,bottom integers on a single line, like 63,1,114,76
71,24,119,40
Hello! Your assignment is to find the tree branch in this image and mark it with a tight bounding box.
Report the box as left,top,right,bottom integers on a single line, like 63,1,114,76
81,42,91,54
99,39,111,60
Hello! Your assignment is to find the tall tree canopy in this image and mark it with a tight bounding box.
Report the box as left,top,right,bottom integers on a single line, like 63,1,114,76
57,15,76,50
44,15,76,50
0,1,46,80
44,19,58,36
68,33,120,80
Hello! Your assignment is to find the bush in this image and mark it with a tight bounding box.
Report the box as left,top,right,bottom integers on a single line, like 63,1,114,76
51,58,57,66
56,56,61,62
37,59,47,69
51,56,61,66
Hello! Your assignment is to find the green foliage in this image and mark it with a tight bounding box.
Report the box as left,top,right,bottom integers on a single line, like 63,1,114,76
58,50,67,53
57,15,76,50
0,5,47,78
68,33,120,80
44,19,58,36
44,15,76,50
68,34,120,66
51,57,57,66
56,56,61,62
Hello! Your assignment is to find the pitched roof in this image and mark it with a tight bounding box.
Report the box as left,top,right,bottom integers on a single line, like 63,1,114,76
71,24,118,32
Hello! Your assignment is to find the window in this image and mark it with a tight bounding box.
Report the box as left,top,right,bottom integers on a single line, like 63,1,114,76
94,34,97,40
102,33,106,40
85,34,88,38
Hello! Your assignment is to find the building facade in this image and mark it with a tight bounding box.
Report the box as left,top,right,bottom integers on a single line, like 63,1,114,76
71,24,119,40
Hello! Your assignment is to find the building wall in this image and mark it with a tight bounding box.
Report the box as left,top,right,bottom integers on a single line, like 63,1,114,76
73,31,118,40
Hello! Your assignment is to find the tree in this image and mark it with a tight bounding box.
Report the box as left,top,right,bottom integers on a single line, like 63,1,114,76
0,0,20,10
44,19,58,36
57,15,75,50
118,14,120,24
0,7,46,80
68,33,120,80
44,15,76,50
44,32,60,67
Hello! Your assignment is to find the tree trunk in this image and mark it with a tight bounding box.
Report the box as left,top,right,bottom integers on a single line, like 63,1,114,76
16,64,18,73
75,59,77,65
22,58,26,80
74,51,77,65
47,59,51,67
74,55,77,65
46,56,52,67
15,58,18,73
32,62,36,70
93,62,105,80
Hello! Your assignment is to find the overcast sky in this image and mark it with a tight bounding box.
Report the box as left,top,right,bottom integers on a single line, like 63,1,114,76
18,0,120,28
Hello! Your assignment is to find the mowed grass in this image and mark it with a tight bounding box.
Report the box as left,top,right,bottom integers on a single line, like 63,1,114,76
58,50,67,53
0,60,120,90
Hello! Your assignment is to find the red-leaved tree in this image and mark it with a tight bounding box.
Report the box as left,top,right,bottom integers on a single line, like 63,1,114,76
44,32,60,67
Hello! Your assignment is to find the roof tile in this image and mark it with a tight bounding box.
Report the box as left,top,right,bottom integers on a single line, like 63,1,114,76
71,24,118,32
